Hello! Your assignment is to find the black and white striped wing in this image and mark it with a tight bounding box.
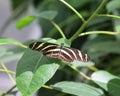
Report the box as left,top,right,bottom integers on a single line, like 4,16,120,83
45,47,90,62
29,42,57,53
29,42,90,62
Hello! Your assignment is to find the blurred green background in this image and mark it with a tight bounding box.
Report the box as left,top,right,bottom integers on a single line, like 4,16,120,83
0,0,120,96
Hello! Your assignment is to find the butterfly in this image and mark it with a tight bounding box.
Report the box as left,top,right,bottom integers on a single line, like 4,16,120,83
29,42,90,62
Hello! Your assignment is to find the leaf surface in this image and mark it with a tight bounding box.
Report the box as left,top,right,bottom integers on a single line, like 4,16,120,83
52,81,104,96
16,16,36,29
91,71,120,96
16,48,59,96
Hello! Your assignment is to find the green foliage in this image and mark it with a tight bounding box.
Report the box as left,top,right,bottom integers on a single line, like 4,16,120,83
91,71,120,96
0,0,120,96
0,38,25,46
16,16,36,30
57,38,71,47
52,81,104,96
16,11,57,30
71,60,94,67
16,49,59,96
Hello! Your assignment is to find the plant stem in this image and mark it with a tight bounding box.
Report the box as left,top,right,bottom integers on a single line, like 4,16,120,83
60,0,85,23
87,66,99,72
19,43,27,48
0,62,15,84
1,85,16,96
0,69,16,74
70,0,109,42
47,15,78,37
42,85,53,90
67,63,91,80
79,31,117,36
51,20,66,39
98,14,120,19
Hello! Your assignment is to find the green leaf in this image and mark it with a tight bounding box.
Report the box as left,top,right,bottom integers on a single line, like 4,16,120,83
30,38,71,47
37,11,57,20
71,60,94,67
57,38,71,47
52,81,104,96
16,48,59,96
91,71,120,96
39,38,57,43
106,0,120,12
0,38,25,47
16,16,36,29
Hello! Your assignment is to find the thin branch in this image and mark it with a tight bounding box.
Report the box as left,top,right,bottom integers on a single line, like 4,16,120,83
70,0,109,42
51,20,66,39
0,69,15,74
60,0,86,23
79,31,118,37
42,85,53,90
66,63,91,80
1,85,16,96
87,66,99,72
0,62,15,84
98,14,120,19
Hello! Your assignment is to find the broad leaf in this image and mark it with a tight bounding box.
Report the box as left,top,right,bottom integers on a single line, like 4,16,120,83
16,16,36,29
52,81,104,96
91,71,120,96
16,48,59,96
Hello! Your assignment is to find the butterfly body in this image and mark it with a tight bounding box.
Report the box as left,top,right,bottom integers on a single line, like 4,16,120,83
29,42,90,62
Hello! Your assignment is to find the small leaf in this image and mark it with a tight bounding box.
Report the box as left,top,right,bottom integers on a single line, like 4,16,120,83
40,38,57,43
0,38,25,47
52,81,104,96
71,60,94,67
16,16,36,29
91,71,120,96
57,38,71,47
16,48,59,96
37,11,57,20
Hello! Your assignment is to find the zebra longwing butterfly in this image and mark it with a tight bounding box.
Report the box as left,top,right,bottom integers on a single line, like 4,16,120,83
29,42,90,62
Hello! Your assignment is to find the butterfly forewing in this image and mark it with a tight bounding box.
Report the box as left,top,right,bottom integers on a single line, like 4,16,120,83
29,42,57,52
29,42,90,62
